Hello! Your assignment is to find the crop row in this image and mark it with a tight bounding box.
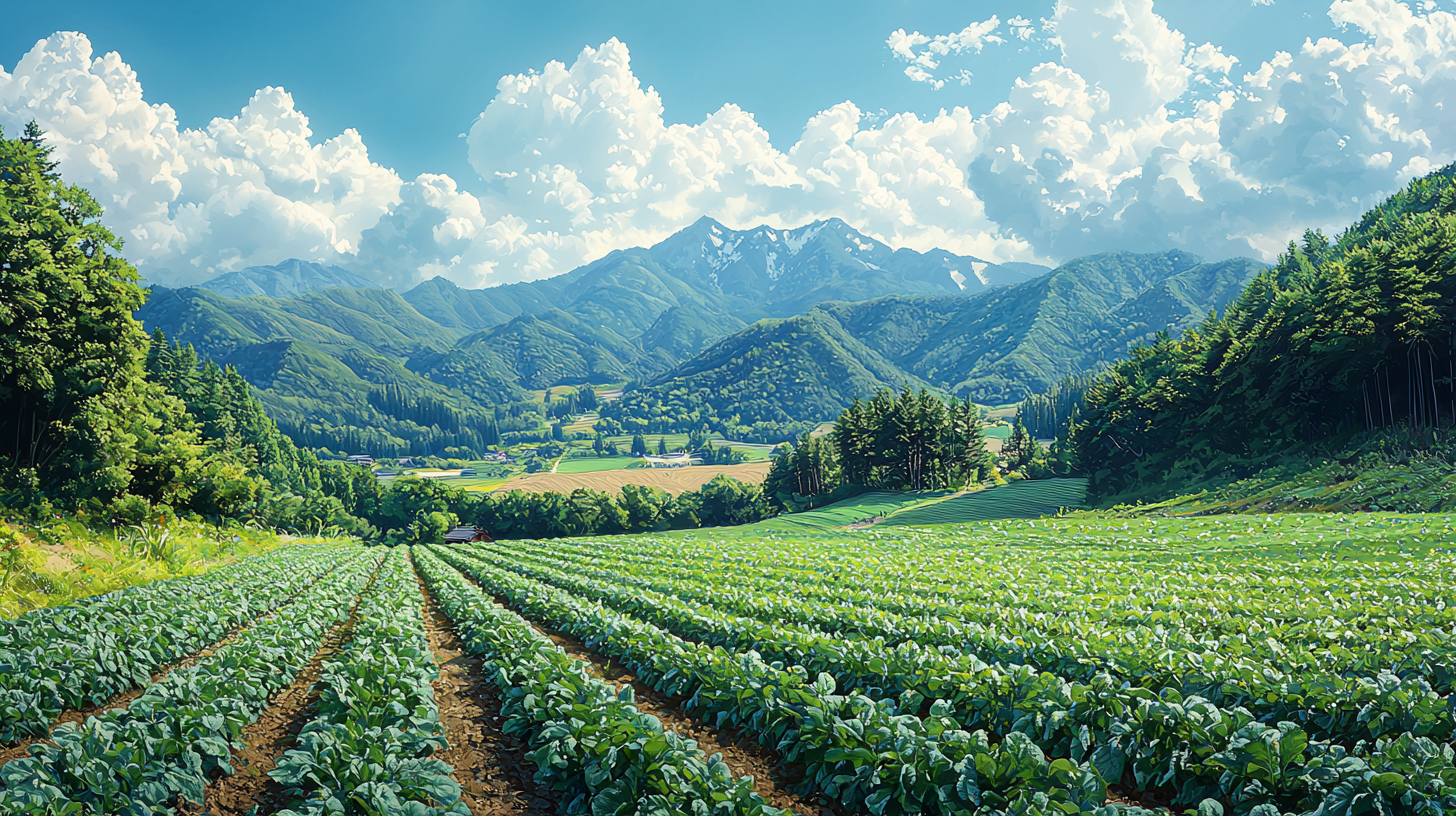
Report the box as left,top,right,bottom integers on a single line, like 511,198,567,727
537,521,1454,629
460,543,1454,742
0,542,357,741
410,546,780,816
446,543,1456,812
530,531,1456,640
0,550,382,815
438,544,1456,816
478,540,1453,699
428,544,1125,816
272,547,466,816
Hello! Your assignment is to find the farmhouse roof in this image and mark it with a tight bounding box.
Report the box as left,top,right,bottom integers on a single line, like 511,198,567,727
444,526,493,543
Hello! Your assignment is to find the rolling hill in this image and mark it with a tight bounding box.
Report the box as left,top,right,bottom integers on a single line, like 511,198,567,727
196,259,380,299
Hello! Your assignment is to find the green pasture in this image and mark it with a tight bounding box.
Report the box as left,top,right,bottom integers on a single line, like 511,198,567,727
882,478,1088,527
556,456,640,474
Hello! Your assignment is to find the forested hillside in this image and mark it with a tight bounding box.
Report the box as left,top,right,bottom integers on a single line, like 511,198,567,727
601,312,932,441
142,238,1259,450
1075,165,1456,503
0,124,366,530
137,286,523,456
607,250,1261,439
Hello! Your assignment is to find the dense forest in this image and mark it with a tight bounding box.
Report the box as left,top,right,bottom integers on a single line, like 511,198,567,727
1016,375,1094,439
1074,165,1456,502
306,465,773,542
762,388,997,506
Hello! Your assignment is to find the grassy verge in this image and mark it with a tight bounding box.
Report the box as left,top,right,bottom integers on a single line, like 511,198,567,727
0,517,298,618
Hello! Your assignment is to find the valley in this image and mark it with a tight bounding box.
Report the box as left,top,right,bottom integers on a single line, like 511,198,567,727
1,69,1454,816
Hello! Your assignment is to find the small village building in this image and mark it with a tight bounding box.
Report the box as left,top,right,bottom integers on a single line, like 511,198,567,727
445,526,493,543
459,467,477,476
346,454,374,466
643,453,701,469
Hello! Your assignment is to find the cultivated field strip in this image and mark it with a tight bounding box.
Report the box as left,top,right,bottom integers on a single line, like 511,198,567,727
445,543,1454,748
523,521,1456,626
0,542,356,742
412,547,782,816
439,515,1456,816
468,538,1456,708
481,518,1456,689
0,550,381,814
268,547,466,815
428,544,1116,816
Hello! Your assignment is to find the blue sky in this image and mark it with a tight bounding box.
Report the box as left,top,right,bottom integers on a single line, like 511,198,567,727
2,0,1452,288
2,0,1344,182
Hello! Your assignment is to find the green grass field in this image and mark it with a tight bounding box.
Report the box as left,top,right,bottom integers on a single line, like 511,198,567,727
882,478,1087,526
755,490,954,531
454,476,512,492
555,455,639,474
753,478,1089,531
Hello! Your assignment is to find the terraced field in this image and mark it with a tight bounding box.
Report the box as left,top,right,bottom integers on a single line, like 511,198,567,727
6,511,1456,816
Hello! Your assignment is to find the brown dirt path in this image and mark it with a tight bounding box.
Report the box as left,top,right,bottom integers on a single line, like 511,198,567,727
178,560,383,816
540,626,841,816
0,559,350,771
439,555,844,816
414,553,558,816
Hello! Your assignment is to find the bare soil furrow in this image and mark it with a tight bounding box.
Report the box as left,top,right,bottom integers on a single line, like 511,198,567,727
448,563,842,816
179,560,382,816
414,553,558,816
0,559,349,771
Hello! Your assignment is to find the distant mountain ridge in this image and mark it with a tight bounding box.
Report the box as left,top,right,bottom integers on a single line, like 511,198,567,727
400,216,1051,335
197,259,379,299
601,249,1264,437
137,217,1264,449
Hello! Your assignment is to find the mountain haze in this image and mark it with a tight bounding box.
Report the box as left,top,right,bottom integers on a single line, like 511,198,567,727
196,259,380,299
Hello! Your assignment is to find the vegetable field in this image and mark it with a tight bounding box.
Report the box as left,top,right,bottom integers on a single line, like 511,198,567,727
4,512,1456,816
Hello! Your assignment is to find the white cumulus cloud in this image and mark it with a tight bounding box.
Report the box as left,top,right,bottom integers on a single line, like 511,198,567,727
0,32,402,282
2,0,1455,290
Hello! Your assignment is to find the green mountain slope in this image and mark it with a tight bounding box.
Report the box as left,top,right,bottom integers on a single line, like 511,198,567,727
137,221,1263,454
1075,164,1456,503
136,287,509,455
407,309,640,401
819,251,1263,403
196,259,378,298
603,311,930,440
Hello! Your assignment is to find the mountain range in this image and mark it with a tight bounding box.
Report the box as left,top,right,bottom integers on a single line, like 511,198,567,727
136,216,1263,449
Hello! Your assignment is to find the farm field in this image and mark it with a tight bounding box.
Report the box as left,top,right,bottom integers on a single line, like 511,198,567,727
555,455,639,474
754,478,1088,532
4,512,1456,815
493,461,772,494
881,477,1088,526
754,489,955,530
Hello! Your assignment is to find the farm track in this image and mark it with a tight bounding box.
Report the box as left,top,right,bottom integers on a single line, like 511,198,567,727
181,558,384,816
0,559,353,773
456,566,842,816
414,558,557,816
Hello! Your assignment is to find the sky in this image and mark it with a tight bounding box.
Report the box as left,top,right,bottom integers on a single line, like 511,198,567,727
1,0,1453,288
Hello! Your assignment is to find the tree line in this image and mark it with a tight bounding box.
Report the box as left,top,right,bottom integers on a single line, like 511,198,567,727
317,467,774,543
763,388,996,505
1015,375,1093,439
1072,165,1456,503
